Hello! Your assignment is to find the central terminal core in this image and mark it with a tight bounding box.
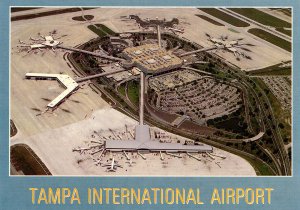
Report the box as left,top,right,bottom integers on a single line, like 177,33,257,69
122,44,183,74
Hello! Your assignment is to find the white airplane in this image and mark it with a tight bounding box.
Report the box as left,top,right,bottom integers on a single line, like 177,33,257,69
18,39,25,44
72,147,90,154
205,33,253,60
125,159,136,167
102,158,122,172
19,35,61,50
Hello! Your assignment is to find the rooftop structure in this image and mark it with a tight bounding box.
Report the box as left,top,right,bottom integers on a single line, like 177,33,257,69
122,44,183,74
25,73,79,108
25,35,60,49
105,125,212,153
128,15,179,28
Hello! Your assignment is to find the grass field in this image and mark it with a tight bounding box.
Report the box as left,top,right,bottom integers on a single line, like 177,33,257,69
276,28,292,36
72,15,94,21
118,83,126,96
199,8,250,27
270,8,291,17
249,63,291,76
11,7,40,12
10,144,52,175
252,68,291,76
10,120,17,137
230,8,291,28
195,14,224,26
127,81,139,105
248,28,291,52
244,156,276,175
87,24,116,37
228,28,240,33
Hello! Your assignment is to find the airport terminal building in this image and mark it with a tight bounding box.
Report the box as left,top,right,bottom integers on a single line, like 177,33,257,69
122,44,183,74
105,125,213,153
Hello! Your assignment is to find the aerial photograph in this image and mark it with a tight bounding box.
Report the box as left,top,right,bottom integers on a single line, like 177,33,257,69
10,7,292,176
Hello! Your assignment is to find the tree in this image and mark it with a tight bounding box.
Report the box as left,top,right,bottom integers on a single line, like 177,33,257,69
278,123,285,129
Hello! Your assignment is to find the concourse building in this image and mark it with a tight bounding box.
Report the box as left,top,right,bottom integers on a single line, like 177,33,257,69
25,73,79,108
105,124,213,153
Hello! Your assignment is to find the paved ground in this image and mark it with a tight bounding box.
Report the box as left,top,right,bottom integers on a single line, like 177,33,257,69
11,108,256,176
11,15,109,138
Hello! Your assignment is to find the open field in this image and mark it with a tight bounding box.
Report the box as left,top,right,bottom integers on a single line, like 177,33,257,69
87,24,117,37
118,83,126,96
248,62,291,76
11,8,94,21
195,15,224,26
11,7,40,13
127,80,139,105
10,144,52,175
229,8,291,28
248,28,291,52
72,15,94,21
199,8,250,27
269,8,291,18
250,68,291,76
276,28,291,36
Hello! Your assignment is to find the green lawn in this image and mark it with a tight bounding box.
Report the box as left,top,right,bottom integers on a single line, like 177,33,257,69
87,24,116,37
228,28,240,33
118,84,126,96
249,63,291,76
276,28,292,36
230,8,291,28
72,15,94,21
195,14,224,26
10,145,52,175
127,81,139,105
246,157,276,176
199,8,250,27
248,28,291,52
270,8,291,17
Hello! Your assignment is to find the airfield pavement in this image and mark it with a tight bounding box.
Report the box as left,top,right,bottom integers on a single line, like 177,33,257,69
11,7,287,176
11,14,109,138
11,108,256,176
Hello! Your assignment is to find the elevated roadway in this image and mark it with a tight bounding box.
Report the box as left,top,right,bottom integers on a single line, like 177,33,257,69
57,45,125,62
179,46,217,57
139,72,145,125
75,69,127,83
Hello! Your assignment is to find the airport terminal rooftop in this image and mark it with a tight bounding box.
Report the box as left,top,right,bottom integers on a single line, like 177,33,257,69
122,44,183,74
105,125,213,153
25,73,79,108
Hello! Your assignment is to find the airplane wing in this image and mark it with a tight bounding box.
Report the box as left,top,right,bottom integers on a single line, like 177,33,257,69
30,44,46,49
45,36,54,41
